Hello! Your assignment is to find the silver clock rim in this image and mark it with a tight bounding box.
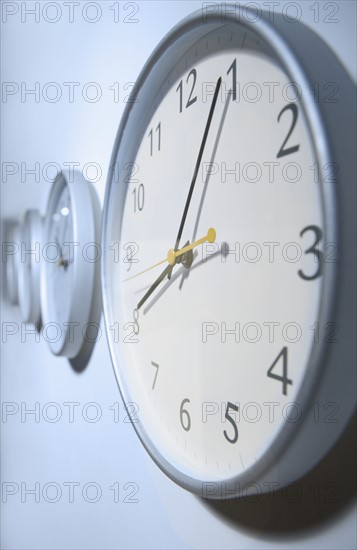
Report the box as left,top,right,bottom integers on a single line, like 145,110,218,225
101,6,356,497
41,170,97,358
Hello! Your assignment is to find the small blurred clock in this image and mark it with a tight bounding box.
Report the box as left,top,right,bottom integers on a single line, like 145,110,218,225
4,221,21,306
41,170,101,360
18,209,43,325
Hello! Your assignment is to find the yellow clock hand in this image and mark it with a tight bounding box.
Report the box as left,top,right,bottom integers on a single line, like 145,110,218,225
167,227,216,265
123,227,216,282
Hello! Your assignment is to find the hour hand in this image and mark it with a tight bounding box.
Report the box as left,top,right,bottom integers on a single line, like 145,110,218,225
55,237,69,270
137,240,193,306
167,240,193,280
136,240,194,310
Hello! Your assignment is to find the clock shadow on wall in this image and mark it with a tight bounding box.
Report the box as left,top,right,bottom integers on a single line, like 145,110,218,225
205,412,356,536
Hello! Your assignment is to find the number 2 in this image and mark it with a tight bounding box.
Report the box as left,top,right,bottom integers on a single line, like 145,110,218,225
277,103,300,158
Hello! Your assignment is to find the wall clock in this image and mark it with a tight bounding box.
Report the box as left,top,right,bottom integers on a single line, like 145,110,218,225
4,221,21,306
18,209,43,325
41,170,101,360
101,6,356,497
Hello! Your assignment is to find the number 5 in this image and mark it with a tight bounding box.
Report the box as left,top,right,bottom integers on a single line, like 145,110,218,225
223,402,239,444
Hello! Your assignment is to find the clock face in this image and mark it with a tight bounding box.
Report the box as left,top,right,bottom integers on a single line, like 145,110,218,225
102,15,335,492
46,185,74,327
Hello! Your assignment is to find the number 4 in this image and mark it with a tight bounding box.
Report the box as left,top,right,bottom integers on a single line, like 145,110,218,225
267,347,293,396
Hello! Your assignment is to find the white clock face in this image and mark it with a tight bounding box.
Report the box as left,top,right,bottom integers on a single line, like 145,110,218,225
47,185,74,327
103,25,327,487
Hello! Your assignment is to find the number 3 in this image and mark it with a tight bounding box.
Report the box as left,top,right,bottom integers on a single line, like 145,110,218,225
298,225,324,281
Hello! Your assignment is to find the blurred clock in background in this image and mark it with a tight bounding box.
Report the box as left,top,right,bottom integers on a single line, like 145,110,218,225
3,220,21,306
40,170,101,363
17,209,43,326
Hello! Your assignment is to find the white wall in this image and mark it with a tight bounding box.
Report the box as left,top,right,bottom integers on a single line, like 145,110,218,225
1,1,356,549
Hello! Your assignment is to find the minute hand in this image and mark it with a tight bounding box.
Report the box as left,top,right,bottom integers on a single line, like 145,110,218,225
173,76,222,252
137,264,172,311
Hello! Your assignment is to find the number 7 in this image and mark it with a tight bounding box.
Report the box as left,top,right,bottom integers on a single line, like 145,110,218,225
151,361,159,390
